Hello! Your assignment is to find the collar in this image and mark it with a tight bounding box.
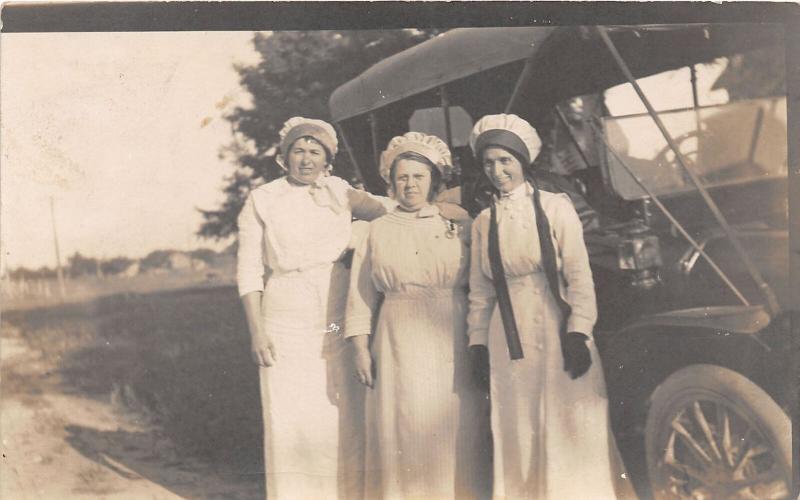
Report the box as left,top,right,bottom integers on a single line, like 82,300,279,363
497,181,531,202
395,204,440,218
280,173,347,214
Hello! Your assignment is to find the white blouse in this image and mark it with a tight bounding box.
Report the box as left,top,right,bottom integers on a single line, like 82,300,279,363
345,204,471,338
236,175,390,296
467,182,597,344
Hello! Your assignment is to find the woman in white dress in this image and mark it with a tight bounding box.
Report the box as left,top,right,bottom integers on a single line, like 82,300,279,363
236,117,390,500
466,114,621,499
346,132,491,500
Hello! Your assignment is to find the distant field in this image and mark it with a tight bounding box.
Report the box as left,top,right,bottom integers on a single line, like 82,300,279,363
1,269,235,311
2,285,264,480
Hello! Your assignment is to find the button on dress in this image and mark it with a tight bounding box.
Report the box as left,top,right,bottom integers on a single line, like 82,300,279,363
237,175,389,500
346,206,492,500
468,182,622,499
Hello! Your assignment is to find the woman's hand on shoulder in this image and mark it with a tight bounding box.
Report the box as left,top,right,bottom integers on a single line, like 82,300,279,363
435,201,471,223
251,329,278,367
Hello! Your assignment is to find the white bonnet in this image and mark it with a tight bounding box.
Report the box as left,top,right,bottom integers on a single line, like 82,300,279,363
469,114,542,164
277,117,338,170
379,132,453,184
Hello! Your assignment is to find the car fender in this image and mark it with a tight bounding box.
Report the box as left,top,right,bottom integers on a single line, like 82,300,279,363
618,304,772,339
600,305,790,428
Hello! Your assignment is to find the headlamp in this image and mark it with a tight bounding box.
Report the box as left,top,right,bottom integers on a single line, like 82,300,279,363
617,222,662,289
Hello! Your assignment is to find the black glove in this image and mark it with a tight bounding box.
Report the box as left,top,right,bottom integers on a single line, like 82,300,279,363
562,331,592,380
338,249,355,269
468,345,490,393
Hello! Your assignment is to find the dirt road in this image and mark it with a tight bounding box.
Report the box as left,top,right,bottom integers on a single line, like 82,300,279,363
1,322,262,500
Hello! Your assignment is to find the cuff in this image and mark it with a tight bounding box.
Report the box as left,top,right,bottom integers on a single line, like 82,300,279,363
344,314,373,338
238,282,264,297
567,316,595,339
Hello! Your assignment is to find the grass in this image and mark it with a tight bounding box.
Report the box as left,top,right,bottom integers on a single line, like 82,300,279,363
2,285,264,477
1,268,235,311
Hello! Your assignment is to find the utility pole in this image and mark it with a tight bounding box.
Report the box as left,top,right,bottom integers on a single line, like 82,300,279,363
50,197,66,299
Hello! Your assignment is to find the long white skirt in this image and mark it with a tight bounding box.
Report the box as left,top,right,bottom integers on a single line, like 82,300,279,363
488,273,627,500
259,263,364,500
364,289,492,500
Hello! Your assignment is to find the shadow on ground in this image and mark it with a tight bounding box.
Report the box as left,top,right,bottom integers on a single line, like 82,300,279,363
3,285,265,498
65,424,263,499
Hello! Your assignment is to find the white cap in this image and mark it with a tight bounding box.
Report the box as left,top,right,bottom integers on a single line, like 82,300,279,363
276,117,338,170
469,113,542,164
379,132,452,183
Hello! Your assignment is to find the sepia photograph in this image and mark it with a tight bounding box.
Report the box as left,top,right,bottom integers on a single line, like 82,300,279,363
1,3,797,499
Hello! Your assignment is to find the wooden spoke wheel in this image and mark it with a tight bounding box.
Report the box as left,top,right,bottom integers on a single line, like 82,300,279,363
645,365,792,500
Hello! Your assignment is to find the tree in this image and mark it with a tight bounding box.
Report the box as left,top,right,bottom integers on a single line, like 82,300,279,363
190,248,218,265
9,266,57,280
67,252,100,278
198,30,440,240
711,46,786,101
100,256,134,276
140,250,174,272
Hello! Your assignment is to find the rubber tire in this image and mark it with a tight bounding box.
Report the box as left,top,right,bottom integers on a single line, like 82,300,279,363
645,364,792,499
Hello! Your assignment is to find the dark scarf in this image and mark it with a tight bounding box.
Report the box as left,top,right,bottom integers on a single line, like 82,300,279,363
488,177,573,360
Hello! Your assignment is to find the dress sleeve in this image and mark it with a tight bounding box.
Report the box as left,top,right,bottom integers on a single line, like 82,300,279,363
348,188,393,222
345,230,379,338
467,216,496,346
236,193,266,297
553,195,598,336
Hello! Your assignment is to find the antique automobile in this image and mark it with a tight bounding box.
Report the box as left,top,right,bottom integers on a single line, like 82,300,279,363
328,25,794,499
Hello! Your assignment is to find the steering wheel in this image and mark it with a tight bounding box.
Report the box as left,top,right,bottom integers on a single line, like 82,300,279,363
654,122,770,187
652,130,699,188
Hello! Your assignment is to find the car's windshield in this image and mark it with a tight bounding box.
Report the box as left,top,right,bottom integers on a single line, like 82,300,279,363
604,96,787,200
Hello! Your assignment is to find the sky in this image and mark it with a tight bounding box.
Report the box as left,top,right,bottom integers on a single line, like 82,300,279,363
0,29,729,271
1,31,262,270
